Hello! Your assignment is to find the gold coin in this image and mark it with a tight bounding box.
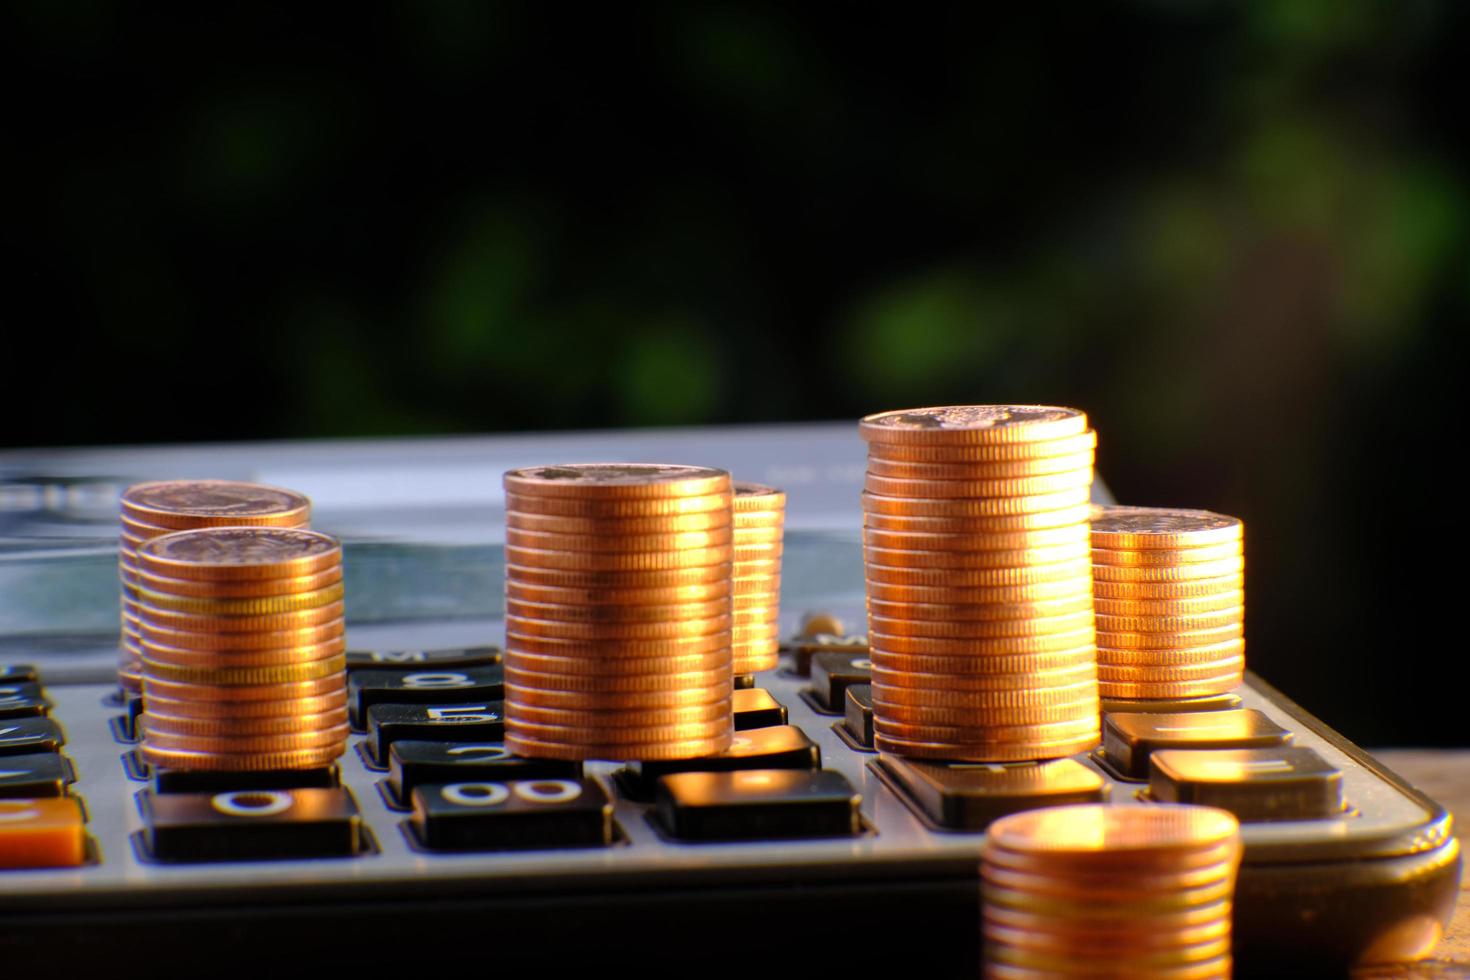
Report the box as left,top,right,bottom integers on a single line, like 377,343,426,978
862,505,1094,534
142,690,348,719
865,580,1093,604
860,524,1090,552
136,528,341,581
1090,506,1243,550
135,582,345,615
141,655,346,685
865,451,1096,480
873,682,1097,710
861,487,1092,518
504,732,731,762
1092,556,1245,582
1092,541,1242,566
506,562,730,589
865,430,1098,462
1093,592,1245,617
1097,659,1245,682
139,601,346,633
866,610,1094,639
505,543,733,572
869,657,1094,683
1092,575,1244,599
143,723,350,752
860,406,1089,445
732,524,784,545
506,631,731,658
504,664,730,693
506,681,730,710
140,636,347,668
734,481,786,508
874,700,1098,728
869,628,1095,657
503,463,730,500
506,508,733,535
866,595,1093,622
864,560,1091,588
142,708,350,736
505,649,730,677
141,674,345,702
506,490,731,518
1096,625,1244,650
505,579,731,606
505,525,733,554
873,733,1097,762
504,716,731,744
120,480,312,530
1098,677,1243,699
139,619,344,651
863,542,1090,569
509,700,732,728
135,565,343,598
505,597,730,623
506,614,730,641
864,469,1093,500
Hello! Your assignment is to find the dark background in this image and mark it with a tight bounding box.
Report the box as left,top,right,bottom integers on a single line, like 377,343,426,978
6,1,1467,746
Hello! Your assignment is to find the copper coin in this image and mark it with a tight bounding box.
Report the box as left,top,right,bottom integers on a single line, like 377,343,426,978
864,561,1091,589
862,542,1090,569
985,898,1234,932
1095,627,1244,651
141,655,346,686
136,582,345,615
982,857,1239,897
865,451,1095,481
730,510,785,529
506,682,731,710
141,707,350,736
866,611,1094,640
136,565,343,598
873,700,1098,728
119,513,183,540
136,527,341,581
505,630,731,658
730,622,781,642
505,717,731,744
874,714,1098,743
141,673,346,702
119,529,150,550
503,664,730,693
873,677,1097,707
730,557,780,578
731,543,784,563
505,597,731,624
508,699,732,728
139,618,344,651
505,490,730,518
983,873,1237,908
1098,677,1243,699
730,603,778,624
732,524,784,546
139,600,346,633
865,579,1093,604
869,628,1095,656
1095,609,1244,632
1097,655,1244,677
121,480,312,530
867,653,1095,679
731,648,779,674
866,595,1093,622
986,938,1231,971
505,525,733,554
860,524,1090,552
140,635,347,669
865,430,1098,463
1090,506,1244,550
859,406,1089,445
507,509,733,535
504,649,731,677
983,957,1232,980
1097,642,1246,667
1092,575,1245,600
1097,665,1244,688
503,463,731,500
733,482,786,509
140,745,344,771
506,614,731,641
505,543,733,572
505,578,732,606
505,732,731,762
505,562,730,589
1092,542,1242,567
1092,556,1246,583
143,721,351,751
861,487,1092,518
860,504,1095,534
864,469,1093,500
873,732,1098,763
142,689,348,719
732,576,782,597
1093,592,1245,617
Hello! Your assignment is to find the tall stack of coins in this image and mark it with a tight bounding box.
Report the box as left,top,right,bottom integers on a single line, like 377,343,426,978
731,482,786,676
860,405,1100,761
117,481,312,695
134,527,348,772
502,464,736,761
983,804,1242,979
1091,506,1245,700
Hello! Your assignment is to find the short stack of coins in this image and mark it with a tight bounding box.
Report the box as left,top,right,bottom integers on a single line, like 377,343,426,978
982,804,1242,979
731,482,786,675
134,527,349,772
117,481,312,695
1090,505,1245,700
502,464,736,761
859,405,1100,761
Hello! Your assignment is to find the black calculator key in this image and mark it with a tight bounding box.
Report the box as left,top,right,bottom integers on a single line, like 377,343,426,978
140,787,363,861
367,702,504,765
410,776,612,850
1100,693,1243,714
879,757,1107,830
387,741,582,804
733,673,755,690
0,752,73,798
349,664,505,729
625,725,821,800
347,645,501,671
787,634,867,676
1149,747,1344,821
810,651,872,711
153,766,339,795
844,684,874,748
0,665,38,683
0,718,64,756
0,683,51,720
123,693,144,740
1103,709,1292,778
732,688,787,730
656,769,861,840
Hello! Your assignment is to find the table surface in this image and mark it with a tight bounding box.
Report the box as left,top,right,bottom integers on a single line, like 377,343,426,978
1358,750,1470,977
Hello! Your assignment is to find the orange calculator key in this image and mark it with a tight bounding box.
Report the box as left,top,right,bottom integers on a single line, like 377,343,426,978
0,797,86,868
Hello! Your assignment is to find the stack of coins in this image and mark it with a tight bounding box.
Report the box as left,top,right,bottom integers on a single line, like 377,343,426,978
118,481,312,695
134,527,348,772
731,482,786,675
983,804,1242,978
502,464,736,761
1090,506,1245,700
860,405,1100,761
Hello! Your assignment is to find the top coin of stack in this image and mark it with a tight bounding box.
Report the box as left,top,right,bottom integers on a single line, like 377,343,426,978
731,482,786,675
860,405,1100,762
502,464,736,762
134,526,349,772
982,803,1242,979
1090,505,1245,700
117,481,312,694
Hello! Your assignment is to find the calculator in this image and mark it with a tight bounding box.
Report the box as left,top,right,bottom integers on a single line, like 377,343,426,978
0,425,1459,974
